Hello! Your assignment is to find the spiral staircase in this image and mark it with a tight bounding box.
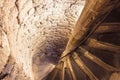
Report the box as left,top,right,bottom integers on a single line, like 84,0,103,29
43,0,120,80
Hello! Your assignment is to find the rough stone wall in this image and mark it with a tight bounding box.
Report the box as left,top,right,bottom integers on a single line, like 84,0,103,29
0,0,85,80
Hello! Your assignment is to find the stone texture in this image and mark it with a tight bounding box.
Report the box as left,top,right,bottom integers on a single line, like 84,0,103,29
0,0,85,80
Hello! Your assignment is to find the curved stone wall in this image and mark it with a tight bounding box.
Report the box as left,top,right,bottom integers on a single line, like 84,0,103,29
0,0,85,80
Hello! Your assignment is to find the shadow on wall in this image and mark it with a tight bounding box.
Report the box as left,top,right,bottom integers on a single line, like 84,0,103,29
32,35,69,79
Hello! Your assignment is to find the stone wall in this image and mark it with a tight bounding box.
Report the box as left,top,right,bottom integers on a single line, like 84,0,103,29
0,0,85,80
